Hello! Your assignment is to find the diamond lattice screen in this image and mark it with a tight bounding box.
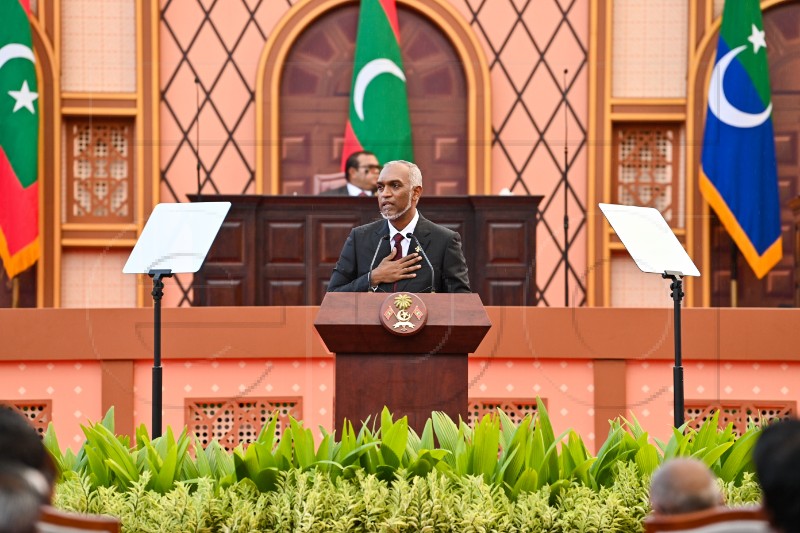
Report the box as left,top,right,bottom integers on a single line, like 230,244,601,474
468,399,540,427
186,398,302,451
160,0,588,307
612,124,682,228
66,118,134,223
456,0,588,306
685,402,795,435
10,401,52,437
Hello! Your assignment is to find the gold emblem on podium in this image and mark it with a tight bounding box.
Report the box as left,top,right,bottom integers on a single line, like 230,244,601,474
379,292,427,336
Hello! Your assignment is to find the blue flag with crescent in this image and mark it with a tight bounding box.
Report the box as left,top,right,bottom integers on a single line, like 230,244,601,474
700,0,781,279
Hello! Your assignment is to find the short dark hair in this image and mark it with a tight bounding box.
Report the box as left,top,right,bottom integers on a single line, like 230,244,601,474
754,418,800,533
0,405,57,488
0,462,44,533
344,150,376,181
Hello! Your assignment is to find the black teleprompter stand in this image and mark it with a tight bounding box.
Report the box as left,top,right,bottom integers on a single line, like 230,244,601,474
148,269,172,438
662,270,685,429
123,202,231,439
598,203,700,430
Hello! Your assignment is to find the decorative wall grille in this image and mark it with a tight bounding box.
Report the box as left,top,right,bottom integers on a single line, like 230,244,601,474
613,124,681,227
9,400,52,436
685,401,795,435
185,398,301,450
468,399,542,426
66,118,134,223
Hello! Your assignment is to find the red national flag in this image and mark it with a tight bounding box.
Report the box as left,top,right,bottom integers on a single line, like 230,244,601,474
0,0,39,279
341,0,413,168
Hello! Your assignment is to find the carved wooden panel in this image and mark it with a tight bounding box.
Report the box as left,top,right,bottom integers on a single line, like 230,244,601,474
474,198,537,306
207,221,245,264
612,123,681,228
313,217,363,303
186,397,302,450
265,280,305,307
66,118,134,223
468,398,543,426
192,195,541,306
203,279,243,307
318,222,357,264
488,281,526,306
487,223,526,265
10,400,52,437
685,401,795,435
193,206,255,306
265,222,305,264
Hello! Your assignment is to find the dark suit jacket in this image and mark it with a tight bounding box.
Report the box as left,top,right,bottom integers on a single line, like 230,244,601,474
327,215,471,293
319,185,349,196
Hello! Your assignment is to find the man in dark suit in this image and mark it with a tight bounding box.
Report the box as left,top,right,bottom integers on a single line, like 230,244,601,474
327,160,470,293
320,150,381,196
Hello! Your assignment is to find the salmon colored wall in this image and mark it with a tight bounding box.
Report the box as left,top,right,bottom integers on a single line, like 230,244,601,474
469,358,595,445
0,361,103,450
627,360,800,446
3,306,800,453
132,358,334,438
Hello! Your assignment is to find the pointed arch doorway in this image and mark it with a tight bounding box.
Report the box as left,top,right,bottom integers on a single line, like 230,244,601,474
257,0,491,196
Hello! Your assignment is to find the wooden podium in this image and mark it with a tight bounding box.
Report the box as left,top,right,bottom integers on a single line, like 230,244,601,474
315,292,491,434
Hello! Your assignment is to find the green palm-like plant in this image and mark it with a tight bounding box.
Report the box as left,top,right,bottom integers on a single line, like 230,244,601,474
45,400,765,505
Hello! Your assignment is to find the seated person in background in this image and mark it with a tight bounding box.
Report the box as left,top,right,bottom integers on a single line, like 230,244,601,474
0,462,48,533
0,405,57,500
649,457,724,515
327,160,470,294
320,150,381,196
753,418,800,533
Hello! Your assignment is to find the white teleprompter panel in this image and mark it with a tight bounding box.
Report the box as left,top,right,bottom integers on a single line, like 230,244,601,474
123,202,231,274
599,203,700,277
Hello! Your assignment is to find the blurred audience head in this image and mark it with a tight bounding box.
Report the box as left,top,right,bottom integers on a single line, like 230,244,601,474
649,457,723,515
0,405,56,496
754,418,800,533
0,461,49,533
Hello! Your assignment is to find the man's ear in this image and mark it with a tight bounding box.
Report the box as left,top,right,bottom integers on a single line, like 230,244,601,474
412,185,423,202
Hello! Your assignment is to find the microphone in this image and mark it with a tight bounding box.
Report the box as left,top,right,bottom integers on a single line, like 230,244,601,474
407,233,435,293
368,235,389,291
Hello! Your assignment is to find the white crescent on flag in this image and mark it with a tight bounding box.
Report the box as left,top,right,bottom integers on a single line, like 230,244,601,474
708,45,771,129
0,43,35,69
353,58,406,121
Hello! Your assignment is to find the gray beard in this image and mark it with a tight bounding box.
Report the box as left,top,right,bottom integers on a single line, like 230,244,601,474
380,192,413,221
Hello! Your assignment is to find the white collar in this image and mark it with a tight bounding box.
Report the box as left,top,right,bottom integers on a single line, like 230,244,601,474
388,210,420,242
346,182,372,196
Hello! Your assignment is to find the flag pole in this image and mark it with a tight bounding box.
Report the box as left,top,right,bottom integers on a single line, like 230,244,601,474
11,277,19,308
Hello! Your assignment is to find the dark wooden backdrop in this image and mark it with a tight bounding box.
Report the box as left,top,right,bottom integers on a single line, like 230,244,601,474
191,195,541,306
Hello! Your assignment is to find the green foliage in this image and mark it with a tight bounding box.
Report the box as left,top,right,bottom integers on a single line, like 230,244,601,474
56,462,758,533
48,402,766,531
